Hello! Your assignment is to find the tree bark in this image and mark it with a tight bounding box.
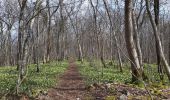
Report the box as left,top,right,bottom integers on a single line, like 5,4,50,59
103,0,123,71
145,0,170,80
153,0,164,80
125,0,142,82
17,0,28,94
132,11,143,67
132,10,147,80
46,0,51,63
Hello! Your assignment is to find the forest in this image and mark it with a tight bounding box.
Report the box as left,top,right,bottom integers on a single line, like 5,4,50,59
0,0,170,100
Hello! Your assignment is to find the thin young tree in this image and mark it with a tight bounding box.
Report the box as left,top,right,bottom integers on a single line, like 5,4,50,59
103,0,123,72
16,0,28,93
145,0,170,80
125,0,143,82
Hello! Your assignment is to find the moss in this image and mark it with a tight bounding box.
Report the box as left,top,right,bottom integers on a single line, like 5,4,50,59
105,96,116,100
130,79,145,88
83,95,95,100
128,96,152,100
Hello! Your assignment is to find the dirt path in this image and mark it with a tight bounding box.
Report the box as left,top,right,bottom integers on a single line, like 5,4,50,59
38,60,89,100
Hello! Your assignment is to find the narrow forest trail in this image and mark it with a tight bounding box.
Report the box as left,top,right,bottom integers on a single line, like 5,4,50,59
38,59,89,100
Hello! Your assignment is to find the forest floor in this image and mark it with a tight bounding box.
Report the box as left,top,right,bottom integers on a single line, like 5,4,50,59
37,59,91,100
3,59,170,100
1,59,170,100
36,59,170,100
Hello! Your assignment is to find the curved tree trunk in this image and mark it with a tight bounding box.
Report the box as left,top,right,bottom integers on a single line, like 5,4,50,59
103,0,123,71
125,0,142,82
145,0,170,81
132,10,147,80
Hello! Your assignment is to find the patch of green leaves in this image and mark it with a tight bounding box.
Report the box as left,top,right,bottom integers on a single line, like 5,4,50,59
0,61,68,97
77,60,131,85
77,60,170,88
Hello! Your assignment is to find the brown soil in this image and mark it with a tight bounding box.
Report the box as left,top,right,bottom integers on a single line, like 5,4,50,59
37,60,90,100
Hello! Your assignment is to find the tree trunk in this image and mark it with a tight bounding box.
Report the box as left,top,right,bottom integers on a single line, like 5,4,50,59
103,0,123,71
100,38,107,68
17,0,30,94
34,15,40,72
169,34,170,65
125,0,142,82
6,28,12,66
59,0,65,61
145,0,170,81
153,0,164,80
77,36,83,63
132,11,143,67
132,10,147,80
46,0,51,63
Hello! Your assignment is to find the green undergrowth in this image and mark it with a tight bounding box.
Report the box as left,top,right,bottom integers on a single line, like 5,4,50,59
77,60,170,89
0,61,68,98
77,60,170,98
77,60,131,85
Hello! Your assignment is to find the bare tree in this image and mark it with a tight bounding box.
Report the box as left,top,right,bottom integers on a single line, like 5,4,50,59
16,0,28,93
46,0,51,63
125,0,143,82
145,0,170,80
152,0,164,80
103,0,123,72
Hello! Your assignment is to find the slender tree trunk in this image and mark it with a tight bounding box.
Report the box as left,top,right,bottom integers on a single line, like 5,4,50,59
6,27,12,66
169,34,170,65
89,0,99,60
59,0,65,61
33,45,36,64
169,40,170,65
132,11,143,67
103,0,123,71
100,38,107,68
36,33,40,72
146,0,170,81
35,16,40,72
43,35,46,63
17,0,28,93
132,10,147,80
46,0,51,63
77,36,83,63
56,31,60,60
153,0,164,80
115,37,123,72
125,0,142,82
